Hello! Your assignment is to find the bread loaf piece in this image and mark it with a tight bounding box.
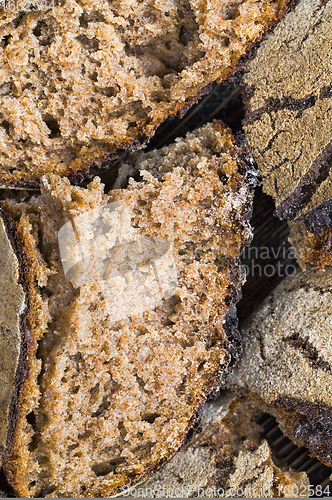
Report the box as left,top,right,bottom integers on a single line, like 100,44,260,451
0,121,254,497
122,392,309,498
243,0,332,269
0,0,293,187
228,266,332,468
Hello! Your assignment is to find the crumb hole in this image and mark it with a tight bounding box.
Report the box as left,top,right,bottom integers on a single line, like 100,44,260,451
76,34,100,53
1,34,12,48
118,421,127,438
102,87,118,97
69,443,79,451
142,413,160,424
223,3,241,20
91,458,126,477
179,25,194,45
0,120,11,134
89,72,98,82
91,396,110,417
43,114,61,138
79,11,106,28
218,171,228,184
26,412,36,426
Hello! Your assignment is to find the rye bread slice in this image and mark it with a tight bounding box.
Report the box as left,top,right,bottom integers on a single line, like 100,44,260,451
242,0,332,269
0,121,254,497
122,391,309,498
228,265,332,468
0,0,294,188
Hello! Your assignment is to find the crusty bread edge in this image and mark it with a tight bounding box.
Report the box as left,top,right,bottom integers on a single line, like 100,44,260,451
0,208,35,497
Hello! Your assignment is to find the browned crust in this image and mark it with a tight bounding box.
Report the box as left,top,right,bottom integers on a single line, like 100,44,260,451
252,393,332,468
0,208,35,497
270,396,332,468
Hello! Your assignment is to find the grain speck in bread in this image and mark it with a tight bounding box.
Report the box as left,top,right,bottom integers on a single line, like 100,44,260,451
243,0,332,269
228,266,332,468
122,392,309,498
0,0,293,187
0,121,254,497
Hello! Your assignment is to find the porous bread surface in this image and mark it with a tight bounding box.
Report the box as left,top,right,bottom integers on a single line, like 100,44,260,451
2,122,253,497
0,0,292,187
243,0,332,269
122,392,309,498
228,266,332,467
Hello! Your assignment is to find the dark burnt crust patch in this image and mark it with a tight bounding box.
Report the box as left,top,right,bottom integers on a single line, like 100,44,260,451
243,83,332,132
274,140,332,224
270,396,332,468
282,333,331,373
300,199,332,233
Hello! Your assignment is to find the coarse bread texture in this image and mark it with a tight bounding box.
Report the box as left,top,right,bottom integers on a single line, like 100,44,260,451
0,0,294,187
228,265,332,468
122,392,309,498
242,0,332,269
0,121,254,497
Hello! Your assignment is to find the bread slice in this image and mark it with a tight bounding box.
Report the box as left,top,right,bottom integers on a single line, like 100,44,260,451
122,391,309,498
0,0,293,188
228,265,332,468
242,0,332,269
0,121,254,497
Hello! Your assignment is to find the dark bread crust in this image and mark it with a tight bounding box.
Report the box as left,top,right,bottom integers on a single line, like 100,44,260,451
233,391,332,468
270,396,332,468
228,265,332,467
0,209,34,497
241,0,332,268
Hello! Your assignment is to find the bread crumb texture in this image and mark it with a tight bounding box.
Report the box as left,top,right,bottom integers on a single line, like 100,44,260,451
243,0,332,269
0,0,291,186
1,122,253,497
228,265,332,467
122,392,309,498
